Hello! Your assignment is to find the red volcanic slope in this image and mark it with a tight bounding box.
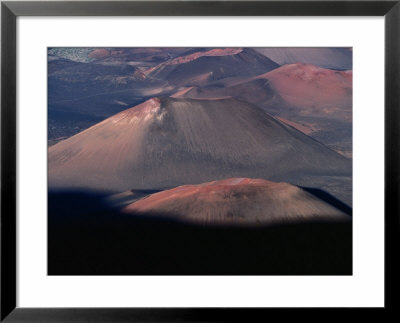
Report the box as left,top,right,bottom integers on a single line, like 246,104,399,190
174,63,352,160
176,78,286,118
88,49,111,60
257,63,352,119
178,63,352,121
170,87,195,98
123,178,349,225
141,48,279,87
143,48,243,76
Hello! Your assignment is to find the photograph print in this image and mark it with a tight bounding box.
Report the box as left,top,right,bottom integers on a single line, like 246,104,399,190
48,47,352,275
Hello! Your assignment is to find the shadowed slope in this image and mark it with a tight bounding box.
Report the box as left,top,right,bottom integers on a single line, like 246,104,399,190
49,97,351,193
48,190,352,275
123,178,350,225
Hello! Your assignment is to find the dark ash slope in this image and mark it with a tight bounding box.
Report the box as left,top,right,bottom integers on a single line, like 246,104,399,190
49,97,351,193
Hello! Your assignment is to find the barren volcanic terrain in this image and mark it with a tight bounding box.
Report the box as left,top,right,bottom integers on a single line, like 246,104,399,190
48,47,280,143
123,178,350,225
48,47,353,275
49,97,351,201
259,63,352,118
143,48,279,86
177,63,352,156
48,48,352,155
255,47,352,70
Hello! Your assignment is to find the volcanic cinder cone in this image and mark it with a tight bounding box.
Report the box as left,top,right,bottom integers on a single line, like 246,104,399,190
258,63,352,118
175,63,353,159
180,63,352,121
145,48,279,86
123,178,350,225
48,97,351,192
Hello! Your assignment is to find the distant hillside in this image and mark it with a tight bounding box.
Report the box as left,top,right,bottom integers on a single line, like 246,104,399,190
255,47,352,70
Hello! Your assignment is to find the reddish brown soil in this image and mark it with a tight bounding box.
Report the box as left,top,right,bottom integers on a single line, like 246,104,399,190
88,49,111,60
123,177,349,225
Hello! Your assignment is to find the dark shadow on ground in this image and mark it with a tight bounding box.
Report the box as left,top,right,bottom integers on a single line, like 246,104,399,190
300,186,352,215
48,191,352,275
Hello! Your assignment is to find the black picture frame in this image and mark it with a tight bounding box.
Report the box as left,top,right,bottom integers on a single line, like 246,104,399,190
1,0,399,321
